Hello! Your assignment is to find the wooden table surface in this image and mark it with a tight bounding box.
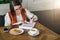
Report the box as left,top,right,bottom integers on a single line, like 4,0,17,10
0,23,60,40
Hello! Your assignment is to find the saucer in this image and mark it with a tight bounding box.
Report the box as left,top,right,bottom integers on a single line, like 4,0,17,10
28,28,40,36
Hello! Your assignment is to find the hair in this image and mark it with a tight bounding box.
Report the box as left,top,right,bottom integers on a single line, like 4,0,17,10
10,0,22,16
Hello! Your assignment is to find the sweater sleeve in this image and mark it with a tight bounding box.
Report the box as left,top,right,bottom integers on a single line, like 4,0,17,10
4,13,11,26
25,9,38,21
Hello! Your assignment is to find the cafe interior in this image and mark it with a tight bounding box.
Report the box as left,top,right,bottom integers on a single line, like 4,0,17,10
0,0,60,40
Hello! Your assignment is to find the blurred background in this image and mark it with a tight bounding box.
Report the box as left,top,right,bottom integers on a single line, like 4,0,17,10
0,0,60,34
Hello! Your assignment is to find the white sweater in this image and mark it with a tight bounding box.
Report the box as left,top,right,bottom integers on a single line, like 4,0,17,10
5,9,38,26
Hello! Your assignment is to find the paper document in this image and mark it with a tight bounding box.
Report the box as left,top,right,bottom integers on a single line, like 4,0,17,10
19,22,36,29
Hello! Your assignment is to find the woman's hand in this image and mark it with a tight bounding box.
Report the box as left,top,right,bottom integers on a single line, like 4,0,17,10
30,18,34,23
22,20,28,24
12,21,23,26
11,22,22,28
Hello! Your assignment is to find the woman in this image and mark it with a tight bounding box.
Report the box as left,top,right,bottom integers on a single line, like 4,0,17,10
5,0,38,27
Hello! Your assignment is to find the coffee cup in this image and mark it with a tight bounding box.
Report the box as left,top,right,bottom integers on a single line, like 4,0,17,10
28,28,39,36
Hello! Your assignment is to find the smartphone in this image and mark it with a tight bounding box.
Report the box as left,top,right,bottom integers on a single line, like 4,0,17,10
4,28,8,32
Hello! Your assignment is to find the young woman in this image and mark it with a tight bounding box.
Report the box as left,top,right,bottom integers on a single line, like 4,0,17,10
5,0,38,27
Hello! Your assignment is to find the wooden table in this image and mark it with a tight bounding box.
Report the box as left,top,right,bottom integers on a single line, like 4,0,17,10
0,23,60,40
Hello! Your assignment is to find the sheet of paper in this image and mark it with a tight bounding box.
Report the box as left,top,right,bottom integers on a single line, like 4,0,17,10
19,22,36,29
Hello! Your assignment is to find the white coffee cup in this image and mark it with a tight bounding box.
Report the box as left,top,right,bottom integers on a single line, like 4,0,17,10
28,28,40,36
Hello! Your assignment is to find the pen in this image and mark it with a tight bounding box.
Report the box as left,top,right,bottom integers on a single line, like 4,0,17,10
31,16,34,19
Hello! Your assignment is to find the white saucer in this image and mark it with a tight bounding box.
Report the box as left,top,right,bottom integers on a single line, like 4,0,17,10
28,28,40,36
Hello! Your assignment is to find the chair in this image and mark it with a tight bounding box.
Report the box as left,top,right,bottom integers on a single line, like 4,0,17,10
0,15,5,27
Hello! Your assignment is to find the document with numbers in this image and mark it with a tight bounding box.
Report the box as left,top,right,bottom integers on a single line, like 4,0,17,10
19,22,36,29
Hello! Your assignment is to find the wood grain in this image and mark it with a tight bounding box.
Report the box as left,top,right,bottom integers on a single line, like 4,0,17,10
0,23,60,40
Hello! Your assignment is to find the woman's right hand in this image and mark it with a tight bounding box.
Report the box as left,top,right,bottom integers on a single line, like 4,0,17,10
12,21,23,26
